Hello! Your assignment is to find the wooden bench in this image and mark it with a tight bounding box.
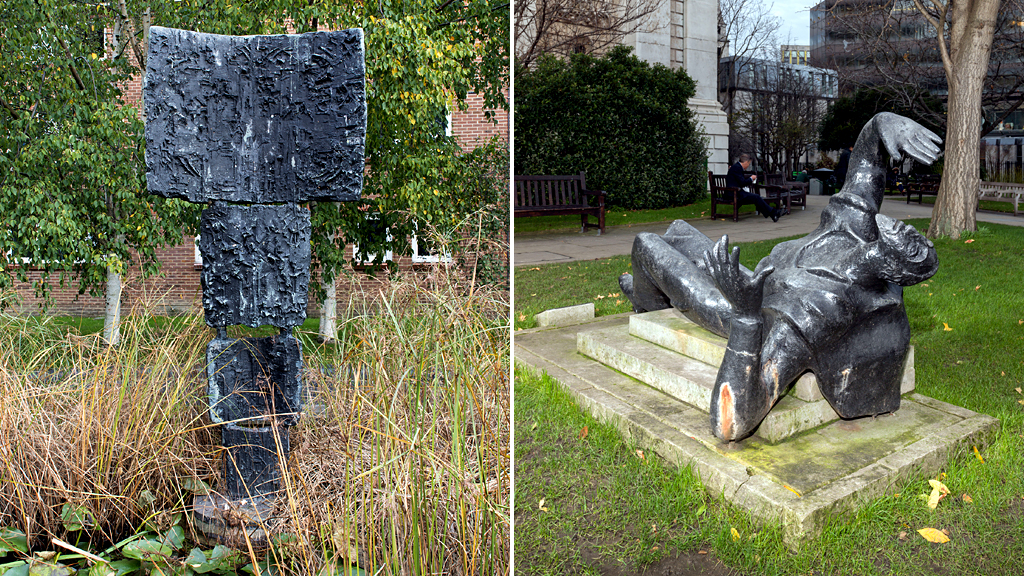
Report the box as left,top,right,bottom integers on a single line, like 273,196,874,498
514,172,607,234
709,171,744,221
768,173,807,211
978,181,1024,216
709,171,788,221
906,176,941,204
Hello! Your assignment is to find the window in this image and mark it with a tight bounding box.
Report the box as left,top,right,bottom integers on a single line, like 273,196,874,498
410,222,452,264
353,214,393,265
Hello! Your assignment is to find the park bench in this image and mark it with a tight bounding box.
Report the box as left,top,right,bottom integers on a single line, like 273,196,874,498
708,172,744,222
514,172,607,234
709,171,788,222
977,181,1024,216
906,175,941,204
761,173,808,212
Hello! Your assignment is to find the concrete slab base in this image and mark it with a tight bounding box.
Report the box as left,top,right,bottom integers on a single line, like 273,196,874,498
515,313,1000,547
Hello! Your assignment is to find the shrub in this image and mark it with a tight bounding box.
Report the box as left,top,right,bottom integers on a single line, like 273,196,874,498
515,47,709,210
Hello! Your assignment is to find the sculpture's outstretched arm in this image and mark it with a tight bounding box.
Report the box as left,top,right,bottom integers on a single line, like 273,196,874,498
842,112,943,211
702,236,775,441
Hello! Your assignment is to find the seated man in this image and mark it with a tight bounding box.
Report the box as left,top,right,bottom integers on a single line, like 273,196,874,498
726,154,784,222
620,113,942,442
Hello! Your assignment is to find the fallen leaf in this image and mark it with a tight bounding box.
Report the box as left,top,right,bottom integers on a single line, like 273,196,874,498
962,493,973,503
579,425,588,440
898,531,908,541
783,484,802,498
529,267,539,271
1019,319,1023,325
943,323,953,331
965,239,975,243
635,449,645,461
538,498,548,512
531,422,538,431
974,445,985,463
918,527,950,543
976,285,981,290
731,527,740,542
927,479,950,509
698,550,708,555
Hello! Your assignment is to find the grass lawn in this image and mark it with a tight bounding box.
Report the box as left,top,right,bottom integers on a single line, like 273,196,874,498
514,220,1024,575
513,197,757,234
886,191,1021,215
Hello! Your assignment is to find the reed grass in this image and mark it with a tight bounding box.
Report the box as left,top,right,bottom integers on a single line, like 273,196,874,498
0,267,510,575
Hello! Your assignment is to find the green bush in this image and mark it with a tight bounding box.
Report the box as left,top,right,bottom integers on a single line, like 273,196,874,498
514,47,709,210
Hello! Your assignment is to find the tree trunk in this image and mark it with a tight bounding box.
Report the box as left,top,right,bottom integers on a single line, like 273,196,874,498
318,276,337,343
926,0,1000,239
103,264,122,347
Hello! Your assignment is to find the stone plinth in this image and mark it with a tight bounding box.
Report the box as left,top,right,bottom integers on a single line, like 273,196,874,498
515,312,999,547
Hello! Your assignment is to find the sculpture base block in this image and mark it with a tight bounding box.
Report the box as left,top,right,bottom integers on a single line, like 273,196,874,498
192,494,283,549
515,312,999,548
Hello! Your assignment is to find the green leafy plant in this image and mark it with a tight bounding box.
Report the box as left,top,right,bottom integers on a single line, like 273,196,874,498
515,46,709,210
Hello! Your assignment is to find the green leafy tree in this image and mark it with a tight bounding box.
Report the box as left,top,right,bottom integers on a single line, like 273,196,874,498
515,46,708,210
2,0,509,341
0,0,197,344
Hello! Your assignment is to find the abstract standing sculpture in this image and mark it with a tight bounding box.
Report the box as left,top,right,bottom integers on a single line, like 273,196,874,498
144,26,365,532
619,113,941,442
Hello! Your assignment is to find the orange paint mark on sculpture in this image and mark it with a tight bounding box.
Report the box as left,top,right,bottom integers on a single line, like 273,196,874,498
719,384,734,440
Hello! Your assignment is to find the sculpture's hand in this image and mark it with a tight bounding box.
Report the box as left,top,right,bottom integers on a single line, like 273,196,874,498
703,235,774,318
875,112,943,165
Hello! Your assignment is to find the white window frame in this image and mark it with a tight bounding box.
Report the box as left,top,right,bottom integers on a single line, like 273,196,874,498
410,221,452,265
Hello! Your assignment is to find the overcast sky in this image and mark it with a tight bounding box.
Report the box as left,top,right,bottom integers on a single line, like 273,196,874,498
769,0,815,46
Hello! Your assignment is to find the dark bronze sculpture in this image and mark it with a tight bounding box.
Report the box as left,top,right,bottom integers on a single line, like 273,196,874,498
144,26,366,522
620,113,941,442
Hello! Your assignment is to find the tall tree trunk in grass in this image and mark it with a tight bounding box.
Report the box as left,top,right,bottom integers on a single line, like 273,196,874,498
104,263,122,346
319,276,337,343
915,0,1001,239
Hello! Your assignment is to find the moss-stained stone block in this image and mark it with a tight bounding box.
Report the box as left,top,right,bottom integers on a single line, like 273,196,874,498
516,316,1000,548
534,303,594,327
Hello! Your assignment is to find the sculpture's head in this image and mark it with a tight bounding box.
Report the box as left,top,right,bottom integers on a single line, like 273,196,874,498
871,214,939,286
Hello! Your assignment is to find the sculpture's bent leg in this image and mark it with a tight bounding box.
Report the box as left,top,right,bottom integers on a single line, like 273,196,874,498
620,224,736,337
711,315,812,441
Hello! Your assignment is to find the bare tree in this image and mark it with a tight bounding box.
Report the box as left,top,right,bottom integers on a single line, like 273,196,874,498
729,60,834,174
719,0,784,65
814,0,1010,238
514,0,661,67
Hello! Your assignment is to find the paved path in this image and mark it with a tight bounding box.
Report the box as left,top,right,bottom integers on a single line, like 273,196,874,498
514,194,1024,266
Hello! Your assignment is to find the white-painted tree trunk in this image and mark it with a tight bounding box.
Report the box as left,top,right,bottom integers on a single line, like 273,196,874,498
103,264,122,346
318,276,337,343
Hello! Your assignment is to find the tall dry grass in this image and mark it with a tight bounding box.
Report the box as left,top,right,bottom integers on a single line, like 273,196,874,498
0,271,510,575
